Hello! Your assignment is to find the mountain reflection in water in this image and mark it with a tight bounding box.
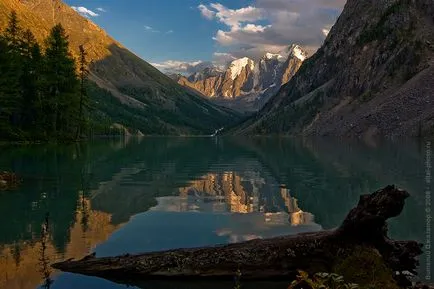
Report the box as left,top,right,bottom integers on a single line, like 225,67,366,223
0,137,430,289
149,184,321,244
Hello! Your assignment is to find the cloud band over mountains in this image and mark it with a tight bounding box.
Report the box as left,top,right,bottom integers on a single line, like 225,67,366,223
154,0,346,74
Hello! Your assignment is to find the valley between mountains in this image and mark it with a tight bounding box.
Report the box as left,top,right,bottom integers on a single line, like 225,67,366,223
0,0,240,137
0,0,433,138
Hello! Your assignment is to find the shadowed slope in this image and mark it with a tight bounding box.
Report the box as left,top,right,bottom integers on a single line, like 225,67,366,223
0,0,240,135
230,0,434,137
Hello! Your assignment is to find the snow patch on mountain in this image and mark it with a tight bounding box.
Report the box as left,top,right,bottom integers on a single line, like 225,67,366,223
280,44,308,62
292,46,307,61
173,44,308,111
229,57,255,80
264,53,284,61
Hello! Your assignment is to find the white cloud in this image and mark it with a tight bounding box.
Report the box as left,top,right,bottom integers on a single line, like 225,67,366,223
255,0,346,12
199,1,346,57
212,52,236,69
152,52,239,75
213,52,236,59
151,60,211,75
198,4,216,20
204,3,265,30
242,24,271,33
166,30,174,34
71,6,99,17
212,30,234,45
96,7,107,13
144,25,160,33
155,0,347,75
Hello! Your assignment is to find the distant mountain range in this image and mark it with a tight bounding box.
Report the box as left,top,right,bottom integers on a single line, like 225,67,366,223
229,0,434,137
3,0,432,138
170,45,307,112
0,0,240,135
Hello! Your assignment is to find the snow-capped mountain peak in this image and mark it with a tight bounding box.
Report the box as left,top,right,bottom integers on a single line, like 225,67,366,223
264,52,284,61
188,66,223,82
174,44,306,111
280,44,308,62
292,46,307,61
229,57,255,80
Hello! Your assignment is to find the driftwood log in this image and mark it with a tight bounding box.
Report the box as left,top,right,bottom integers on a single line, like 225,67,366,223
52,185,423,286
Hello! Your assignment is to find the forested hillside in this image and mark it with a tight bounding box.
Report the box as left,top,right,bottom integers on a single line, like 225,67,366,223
0,0,240,140
0,12,87,140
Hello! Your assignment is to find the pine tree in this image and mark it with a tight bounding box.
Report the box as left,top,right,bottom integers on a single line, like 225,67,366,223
76,44,89,140
0,36,11,136
0,11,24,135
43,24,79,139
0,14,87,141
3,11,22,50
20,29,43,133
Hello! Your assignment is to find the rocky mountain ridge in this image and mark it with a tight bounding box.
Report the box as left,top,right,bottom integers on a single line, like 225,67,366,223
230,0,434,137
174,45,307,112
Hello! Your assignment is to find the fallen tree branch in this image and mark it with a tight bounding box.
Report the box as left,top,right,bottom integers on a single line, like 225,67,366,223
52,185,423,287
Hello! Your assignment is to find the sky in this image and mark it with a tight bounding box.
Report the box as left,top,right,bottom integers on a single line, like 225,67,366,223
64,0,346,75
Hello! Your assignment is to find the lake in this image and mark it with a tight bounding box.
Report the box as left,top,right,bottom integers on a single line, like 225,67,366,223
0,137,431,289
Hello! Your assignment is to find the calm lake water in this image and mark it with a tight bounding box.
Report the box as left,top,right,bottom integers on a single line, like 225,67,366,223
0,137,432,289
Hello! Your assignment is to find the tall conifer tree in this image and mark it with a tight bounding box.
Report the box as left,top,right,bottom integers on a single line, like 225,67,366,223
44,24,79,139
1,11,23,130
20,29,43,132
0,13,86,141
0,36,11,136
76,44,89,140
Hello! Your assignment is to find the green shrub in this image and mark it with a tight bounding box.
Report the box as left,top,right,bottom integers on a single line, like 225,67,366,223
289,271,359,289
333,246,400,289
359,91,374,103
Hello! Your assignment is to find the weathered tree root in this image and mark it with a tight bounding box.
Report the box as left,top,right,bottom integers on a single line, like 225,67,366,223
52,185,423,287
